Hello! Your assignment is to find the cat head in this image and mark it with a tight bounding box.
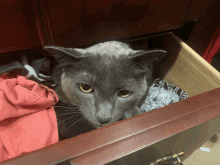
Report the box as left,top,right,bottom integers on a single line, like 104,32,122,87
45,41,166,128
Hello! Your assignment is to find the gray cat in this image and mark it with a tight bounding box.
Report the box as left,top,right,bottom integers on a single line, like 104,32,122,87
45,41,166,130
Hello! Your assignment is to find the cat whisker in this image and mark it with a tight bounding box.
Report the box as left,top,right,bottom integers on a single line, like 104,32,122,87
58,102,78,109
48,105,80,112
55,110,80,113
62,116,83,126
58,96,79,107
59,117,85,133
58,96,69,102
53,105,79,110
56,112,82,116
56,110,81,114
59,101,78,109
58,114,82,125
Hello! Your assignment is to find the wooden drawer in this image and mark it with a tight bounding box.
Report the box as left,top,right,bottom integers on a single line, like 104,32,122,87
37,0,215,48
0,0,215,56
0,33,220,165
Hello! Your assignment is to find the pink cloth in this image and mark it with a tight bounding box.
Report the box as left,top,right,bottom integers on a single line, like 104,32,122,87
0,74,59,162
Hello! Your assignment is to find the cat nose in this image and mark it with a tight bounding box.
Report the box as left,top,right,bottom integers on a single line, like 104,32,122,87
96,103,112,124
95,109,111,124
96,115,111,124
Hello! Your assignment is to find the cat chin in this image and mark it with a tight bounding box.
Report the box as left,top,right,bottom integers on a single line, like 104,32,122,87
90,119,121,129
86,120,102,129
122,106,141,119
95,116,126,128
90,121,112,128
82,111,125,129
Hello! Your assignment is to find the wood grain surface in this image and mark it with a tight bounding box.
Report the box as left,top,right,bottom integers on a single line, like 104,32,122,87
0,0,41,54
164,34,220,97
43,0,191,47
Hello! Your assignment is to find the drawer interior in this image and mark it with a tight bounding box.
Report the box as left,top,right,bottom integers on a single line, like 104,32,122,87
1,33,220,165
105,33,220,165
127,32,220,97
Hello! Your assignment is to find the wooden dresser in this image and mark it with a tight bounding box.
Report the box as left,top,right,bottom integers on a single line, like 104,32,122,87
0,1,220,165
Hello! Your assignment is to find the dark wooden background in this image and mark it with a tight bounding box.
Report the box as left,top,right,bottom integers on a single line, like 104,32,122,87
0,0,218,57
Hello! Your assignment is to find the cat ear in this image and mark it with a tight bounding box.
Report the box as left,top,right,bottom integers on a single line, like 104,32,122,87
44,46,85,68
130,50,167,66
44,46,85,59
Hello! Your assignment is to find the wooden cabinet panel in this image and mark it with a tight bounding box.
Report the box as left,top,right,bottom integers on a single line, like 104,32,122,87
0,0,41,54
0,0,215,54
185,0,217,21
43,0,191,47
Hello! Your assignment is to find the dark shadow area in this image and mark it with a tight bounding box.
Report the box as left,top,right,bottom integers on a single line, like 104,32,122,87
173,20,196,43
211,50,220,72
55,159,71,165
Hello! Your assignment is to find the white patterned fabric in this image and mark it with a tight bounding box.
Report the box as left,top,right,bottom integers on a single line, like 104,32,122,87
141,78,189,112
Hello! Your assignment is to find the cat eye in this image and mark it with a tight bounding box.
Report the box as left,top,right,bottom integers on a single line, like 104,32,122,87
118,90,131,98
80,83,93,93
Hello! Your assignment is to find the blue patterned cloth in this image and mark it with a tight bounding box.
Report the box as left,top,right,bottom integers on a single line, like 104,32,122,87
141,78,189,112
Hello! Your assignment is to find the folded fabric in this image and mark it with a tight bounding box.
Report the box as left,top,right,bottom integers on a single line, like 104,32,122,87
0,73,59,162
0,55,57,89
141,78,189,112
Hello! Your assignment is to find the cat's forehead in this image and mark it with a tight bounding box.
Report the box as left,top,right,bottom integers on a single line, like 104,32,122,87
75,69,140,86
78,61,143,84
83,41,137,56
